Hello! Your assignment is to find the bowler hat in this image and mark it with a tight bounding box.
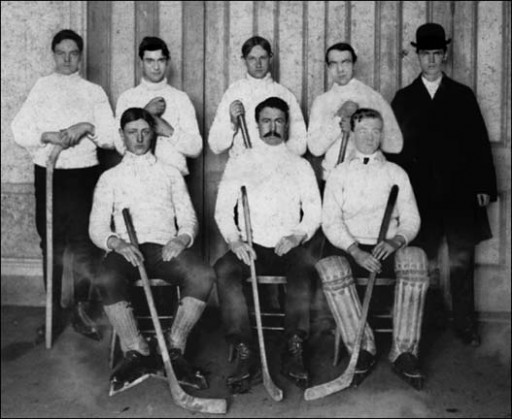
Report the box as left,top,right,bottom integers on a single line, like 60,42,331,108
411,23,451,50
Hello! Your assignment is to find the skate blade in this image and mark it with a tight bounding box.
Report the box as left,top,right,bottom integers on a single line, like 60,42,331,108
109,373,151,396
392,369,424,391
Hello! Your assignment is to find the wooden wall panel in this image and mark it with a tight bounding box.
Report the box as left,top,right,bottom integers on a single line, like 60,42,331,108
2,1,510,313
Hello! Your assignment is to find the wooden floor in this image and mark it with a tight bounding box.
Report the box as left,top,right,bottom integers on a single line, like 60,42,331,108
1,305,510,418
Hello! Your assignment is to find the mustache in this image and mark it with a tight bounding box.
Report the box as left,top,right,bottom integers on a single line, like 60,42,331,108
263,131,281,138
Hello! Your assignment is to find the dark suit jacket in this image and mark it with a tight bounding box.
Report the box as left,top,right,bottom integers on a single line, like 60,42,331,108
391,73,497,244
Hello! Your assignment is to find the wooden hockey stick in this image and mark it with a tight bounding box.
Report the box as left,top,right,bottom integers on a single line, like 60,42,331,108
336,101,359,166
304,184,399,401
45,144,63,349
238,113,252,149
122,209,227,414
241,186,284,402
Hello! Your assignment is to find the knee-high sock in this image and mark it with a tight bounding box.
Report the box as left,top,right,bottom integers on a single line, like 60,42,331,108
389,247,429,362
316,256,376,355
167,296,206,353
104,301,149,355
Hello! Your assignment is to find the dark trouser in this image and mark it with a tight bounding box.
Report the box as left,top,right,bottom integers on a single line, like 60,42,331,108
35,165,102,307
414,208,477,331
214,243,316,345
95,243,214,305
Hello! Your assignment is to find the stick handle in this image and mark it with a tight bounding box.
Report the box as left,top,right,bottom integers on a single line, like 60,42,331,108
238,114,252,149
45,144,63,349
336,131,350,165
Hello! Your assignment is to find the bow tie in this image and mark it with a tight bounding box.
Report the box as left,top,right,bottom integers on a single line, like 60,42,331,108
363,157,369,165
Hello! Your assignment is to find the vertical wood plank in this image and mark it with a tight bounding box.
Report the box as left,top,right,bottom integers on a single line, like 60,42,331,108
228,1,254,85
111,1,135,107
182,1,205,259
159,1,183,89
350,1,375,88
255,1,277,79
87,1,112,97
378,1,401,102
134,1,159,85
452,1,476,90
432,0,454,77
278,1,304,105
400,1,427,88
306,1,326,120
476,1,503,144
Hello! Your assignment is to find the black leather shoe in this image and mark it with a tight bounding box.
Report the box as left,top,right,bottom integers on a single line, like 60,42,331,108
169,348,208,390
392,352,424,390
455,327,481,347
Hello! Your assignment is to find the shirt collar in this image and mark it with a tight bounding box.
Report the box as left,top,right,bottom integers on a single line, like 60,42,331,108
331,77,357,92
350,150,386,164
53,71,81,82
245,72,273,87
122,151,157,166
141,77,168,91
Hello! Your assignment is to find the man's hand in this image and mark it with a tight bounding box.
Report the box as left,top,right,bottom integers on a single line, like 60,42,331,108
351,247,382,273
162,235,190,262
229,100,244,128
335,100,359,133
229,240,257,266
274,233,305,257
60,122,94,147
145,97,166,117
109,237,144,267
372,236,403,261
477,193,490,207
41,131,66,147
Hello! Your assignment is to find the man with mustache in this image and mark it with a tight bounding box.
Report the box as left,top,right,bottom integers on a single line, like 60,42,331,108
208,36,307,158
214,97,321,393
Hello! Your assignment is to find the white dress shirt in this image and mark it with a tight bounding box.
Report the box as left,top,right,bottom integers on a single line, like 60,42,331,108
208,73,307,158
307,78,403,180
421,75,442,99
11,72,116,169
89,152,197,251
215,142,321,248
322,150,420,251
115,78,202,175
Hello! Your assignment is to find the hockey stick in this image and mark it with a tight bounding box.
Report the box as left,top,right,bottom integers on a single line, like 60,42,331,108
45,144,63,349
122,209,227,414
305,184,399,400
335,101,359,166
241,186,284,402
238,113,252,149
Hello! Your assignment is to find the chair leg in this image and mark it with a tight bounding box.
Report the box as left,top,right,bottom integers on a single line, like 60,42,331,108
333,327,341,366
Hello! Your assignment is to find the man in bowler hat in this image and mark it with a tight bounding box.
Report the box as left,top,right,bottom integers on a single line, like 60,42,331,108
391,23,497,346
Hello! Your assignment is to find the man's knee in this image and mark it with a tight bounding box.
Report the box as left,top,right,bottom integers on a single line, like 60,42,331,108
214,252,243,285
395,246,429,284
315,255,354,291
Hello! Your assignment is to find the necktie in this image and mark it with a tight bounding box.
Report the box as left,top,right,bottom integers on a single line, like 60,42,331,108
363,157,369,165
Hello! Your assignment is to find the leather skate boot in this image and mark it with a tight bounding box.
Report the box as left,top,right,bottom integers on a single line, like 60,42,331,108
227,341,260,394
72,301,102,341
352,349,376,387
169,348,208,390
110,350,162,396
281,334,309,389
392,352,425,390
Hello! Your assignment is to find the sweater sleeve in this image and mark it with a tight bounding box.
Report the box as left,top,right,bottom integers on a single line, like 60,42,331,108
214,159,242,243
208,89,237,155
89,172,116,251
169,169,198,246
285,92,307,156
292,160,321,241
307,95,342,157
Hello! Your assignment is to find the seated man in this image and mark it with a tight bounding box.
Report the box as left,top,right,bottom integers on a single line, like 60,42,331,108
214,97,322,392
318,108,429,390
89,107,214,393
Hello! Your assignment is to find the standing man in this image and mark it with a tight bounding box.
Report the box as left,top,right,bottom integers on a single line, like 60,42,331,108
214,97,321,392
318,108,429,389
308,42,403,180
90,107,214,393
391,23,498,346
208,36,307,158
11,29,116,342
115,37,202,176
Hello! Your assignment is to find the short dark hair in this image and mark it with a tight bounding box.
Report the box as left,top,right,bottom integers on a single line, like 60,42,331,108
120,107,156,131
325,42,357,64
350,108,383,131
138,36,170,60
255,97,289,123
241,36,273,59
51,29,83,52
